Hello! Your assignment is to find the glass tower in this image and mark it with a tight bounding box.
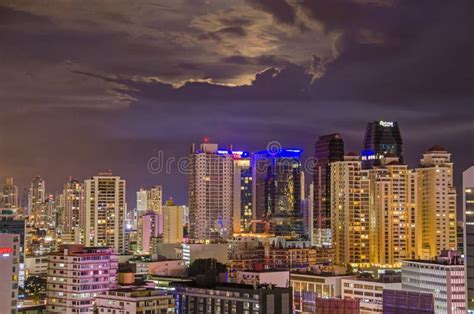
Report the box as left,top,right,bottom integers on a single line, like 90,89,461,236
362,120,403,169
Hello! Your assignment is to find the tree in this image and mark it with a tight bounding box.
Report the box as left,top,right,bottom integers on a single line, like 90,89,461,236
24,276,46,303
188,258,227,277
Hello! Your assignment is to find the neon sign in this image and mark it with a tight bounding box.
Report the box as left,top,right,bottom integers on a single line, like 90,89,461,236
379,121,394,127
0,247,13,254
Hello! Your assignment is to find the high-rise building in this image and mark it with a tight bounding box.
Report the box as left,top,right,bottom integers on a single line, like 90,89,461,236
463,166,474,312
0,233,20,314
28,176,46,226
1,177,19,208
0,208,26,287
402,250,466,314
330,153,370,267
162,198,184,244
313,134,344,248
137,210,162,253
136,188,148,215
46,244,118,314
362,120,403,169
253,148,303,238
415,145,457,259
188,143,234,242
369,161,414,267
147,185,163,214
232,151,253,234
61,179,85,239
84,171,127,253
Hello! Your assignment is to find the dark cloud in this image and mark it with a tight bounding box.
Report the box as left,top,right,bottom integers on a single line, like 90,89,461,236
0,0,472,216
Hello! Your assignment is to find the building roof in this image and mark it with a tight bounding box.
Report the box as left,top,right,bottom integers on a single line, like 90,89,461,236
427,144,446,152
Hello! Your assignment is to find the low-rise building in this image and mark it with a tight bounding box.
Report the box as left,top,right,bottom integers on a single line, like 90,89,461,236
341,272,402,314
172,282,292,314
236,270,290,287
290,271,355,313
96,288,174,314
402,250,466,314
25,256,48,276
382,289,434,314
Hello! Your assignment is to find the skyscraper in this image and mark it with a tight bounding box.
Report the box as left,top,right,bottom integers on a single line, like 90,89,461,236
189,143,234,242
84,171,127,253
415,145,457,259
61,179,85,239
313,133,344,247
1,177,18,208
147,185,163,214
330,153,370,267
28,176,46,226
253,148,303,238
231,150,253,234
0,234,20,313
362,120,403,169
369,161,413,267
463,166,474,312
136,188,148,215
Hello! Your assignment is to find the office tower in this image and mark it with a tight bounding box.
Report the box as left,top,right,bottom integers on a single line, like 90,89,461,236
1,177,19,208
46,245,118,314
362,120,403,169
463,166,474,312
0,234,20,313
137,210,162,253
303,183,314,244
229,150,253,234
43,194,57,229
330,153,370,267
402,250,466,314
253,148,303,238
383,290,435,314
369,162,413,267
61,179,85,240
314,134,344,248
28,176,46,227
189,143,234,242
415,145,457,259
162,198,184,243
84,171,127,253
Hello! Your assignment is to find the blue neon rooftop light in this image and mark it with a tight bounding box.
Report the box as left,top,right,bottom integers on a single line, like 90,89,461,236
255,148,303,158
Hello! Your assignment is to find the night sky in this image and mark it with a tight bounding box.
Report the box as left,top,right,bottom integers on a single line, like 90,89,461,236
0,0,472,213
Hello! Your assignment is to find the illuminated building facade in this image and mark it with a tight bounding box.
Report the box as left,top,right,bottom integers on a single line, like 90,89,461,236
330,154,370,267
84,172,127,253
415,145,457,259
1,177,19,209
369,162,413,267
28,176,46,227
189,143,234,241
313,133,344,248
162,198,184,244
61,179,85,240
463,166,474,312
0,234,20,314
46,245,118,314
362,120,403,169
232,152,253,234
253,149,303,238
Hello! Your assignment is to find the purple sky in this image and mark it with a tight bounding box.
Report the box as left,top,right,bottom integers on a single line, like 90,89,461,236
0,0,472,214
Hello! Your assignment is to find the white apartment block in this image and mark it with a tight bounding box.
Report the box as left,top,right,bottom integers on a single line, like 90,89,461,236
341,275,402,314
189,143,234,242
85,172,127,253
402,251,466,314
46,244,118,314
96,288,174,314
